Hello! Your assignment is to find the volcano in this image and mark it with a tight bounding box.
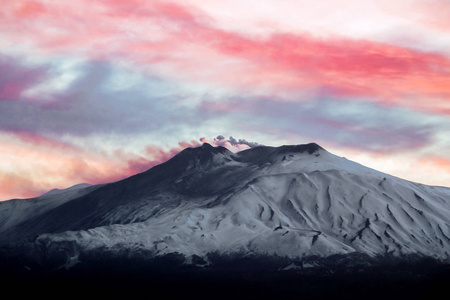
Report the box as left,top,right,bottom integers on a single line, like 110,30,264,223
1,143,449,299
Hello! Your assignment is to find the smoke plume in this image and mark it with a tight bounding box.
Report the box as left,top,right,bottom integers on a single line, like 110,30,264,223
216,135,262,148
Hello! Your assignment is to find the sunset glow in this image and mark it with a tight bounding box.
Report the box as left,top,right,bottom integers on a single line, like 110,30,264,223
1,0,450,200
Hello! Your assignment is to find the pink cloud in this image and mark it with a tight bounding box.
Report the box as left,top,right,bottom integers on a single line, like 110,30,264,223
1,1,450,198
0,54,46,101
2,2,448,136
0,133,263,200
421,0,450,31
3,0,449,115
14,1,47,18
11,131,80,151
378,0,450,33
420,155,450,173
0,133,205,200
0,172,47,200
207,31,450,112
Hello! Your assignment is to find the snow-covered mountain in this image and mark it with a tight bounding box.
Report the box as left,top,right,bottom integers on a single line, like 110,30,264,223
1,143,450,270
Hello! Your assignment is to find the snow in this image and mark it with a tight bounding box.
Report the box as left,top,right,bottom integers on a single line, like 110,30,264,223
0,183,98,234
1,143,449,268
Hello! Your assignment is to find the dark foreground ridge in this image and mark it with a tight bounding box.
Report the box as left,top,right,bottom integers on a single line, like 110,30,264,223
1,141,450,299
1,252,449,300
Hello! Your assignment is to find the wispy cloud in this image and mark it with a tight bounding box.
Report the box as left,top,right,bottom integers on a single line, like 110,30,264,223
0,132,202,200
1,0,449,199
0,54,47,101
201,96,445,153
2,1,450,114
0,58,202,136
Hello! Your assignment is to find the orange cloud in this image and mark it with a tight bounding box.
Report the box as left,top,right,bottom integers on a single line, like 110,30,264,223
0,133,202,200
1,1,449,198
420,155,450,172
0,172,47,200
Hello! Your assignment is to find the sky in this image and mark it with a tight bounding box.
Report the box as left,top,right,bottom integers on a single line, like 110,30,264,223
1,0,450,200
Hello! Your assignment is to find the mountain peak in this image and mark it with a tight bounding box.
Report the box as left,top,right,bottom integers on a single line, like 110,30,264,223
232,142,325,165
180,143,231,156
166,143,233,172
200,142,213,149
277,142,324,154
179,142,323,159
1,140,450,274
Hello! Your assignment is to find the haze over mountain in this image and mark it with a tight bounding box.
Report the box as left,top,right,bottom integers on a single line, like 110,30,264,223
1,142,449,272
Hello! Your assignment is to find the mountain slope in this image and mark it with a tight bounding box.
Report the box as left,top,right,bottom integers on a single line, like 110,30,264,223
1,143,449,268
0,183,99,235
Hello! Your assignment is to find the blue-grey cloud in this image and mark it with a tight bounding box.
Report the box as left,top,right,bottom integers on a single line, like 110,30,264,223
2,55,446,156
0,58,202,136
202,96,444,153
